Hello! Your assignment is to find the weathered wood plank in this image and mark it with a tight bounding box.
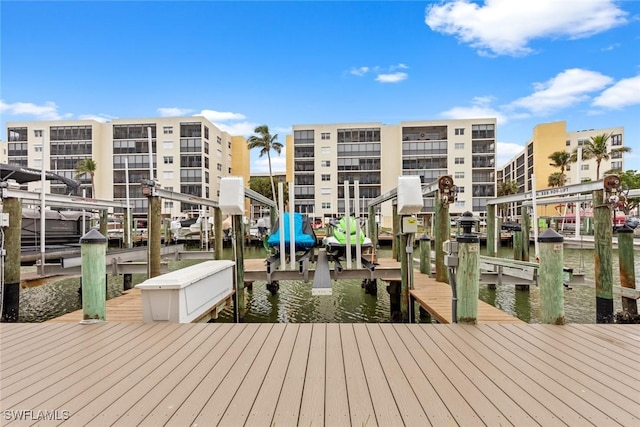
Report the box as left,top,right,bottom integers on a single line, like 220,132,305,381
340,323,377,427
324,323,351,427
271,323,313,426
244,324,299,427
298,323,327,427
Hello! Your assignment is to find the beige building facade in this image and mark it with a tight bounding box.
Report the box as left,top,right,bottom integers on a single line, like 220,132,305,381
5,117,249,219
290,118,498,228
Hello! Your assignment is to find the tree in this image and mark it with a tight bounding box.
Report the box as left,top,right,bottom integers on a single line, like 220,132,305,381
574,133,631,179
496,180,519,217
247,125,284,204
547,172,565,188
249,176,288,206
75,158,97,198
548,150,572,185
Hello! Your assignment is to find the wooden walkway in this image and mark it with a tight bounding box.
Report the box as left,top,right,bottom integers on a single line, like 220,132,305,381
1,323,639,426
410,273,524,324
46,288,144,323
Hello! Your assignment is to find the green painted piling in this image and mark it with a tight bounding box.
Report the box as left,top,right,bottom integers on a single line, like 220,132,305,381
434,192,450,283
456,214,479,324
148,195,162,278
486,205,496,257
214,207,223,259
419,235,431,276
513,230,523,261
538,229,565,324
368,205,377,249
522,208,530,261
233,215,245,322
80,228,107,321
593,190,613,323
617,227,638,315
1,197,21,322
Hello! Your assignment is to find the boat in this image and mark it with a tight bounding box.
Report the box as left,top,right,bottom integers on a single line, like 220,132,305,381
322,215,372,260
20,208,92,245
169,212,213,242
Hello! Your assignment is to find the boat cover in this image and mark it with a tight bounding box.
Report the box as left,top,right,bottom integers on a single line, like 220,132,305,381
267,212,317,251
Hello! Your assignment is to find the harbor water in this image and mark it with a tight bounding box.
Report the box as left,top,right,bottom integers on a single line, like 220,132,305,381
17,244,640,323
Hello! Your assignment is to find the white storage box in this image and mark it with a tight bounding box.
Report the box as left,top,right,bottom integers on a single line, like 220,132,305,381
397,176,423,215
219,177,245,215
136,260,235,323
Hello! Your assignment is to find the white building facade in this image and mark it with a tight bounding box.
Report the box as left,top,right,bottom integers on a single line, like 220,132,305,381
291,118,497,227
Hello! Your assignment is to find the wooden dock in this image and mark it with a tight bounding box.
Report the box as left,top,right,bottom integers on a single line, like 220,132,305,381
1,322,638,426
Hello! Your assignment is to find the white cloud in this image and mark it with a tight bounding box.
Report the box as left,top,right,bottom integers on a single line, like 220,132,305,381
508,68,613,114
592,74,640,109
251,154,286,174
390,63,409,70
601,43,620,51
216,121,260,137
77,114,116,122
375,72,408,83
350,66,370,76
197,109,246,122
425,0,627,56
496,141,525,168
0,100,70,120
440,96,508,124
157,107,195,117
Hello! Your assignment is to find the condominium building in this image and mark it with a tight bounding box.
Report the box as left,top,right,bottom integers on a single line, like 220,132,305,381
5,117,250,218
289,118,498,227
497,121,626,217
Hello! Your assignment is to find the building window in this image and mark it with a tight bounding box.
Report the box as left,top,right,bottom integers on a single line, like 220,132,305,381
566,140,571,146
455,171,464,179
454,143,464,150
321,188,331,195
34,145,42,153
454,157,464,164
163,156,173,164
578,139,587,146
321,132,330,140
216,136,222,145
34,130,43,137
217,163,222,171
321,160,331,167
163,126,173,134
321,146,330,154
455,128,464,135
457,186,464,193
611,161,622,170
164,201,174,209
581,164,589,171
321,174,331,181
611,134,622,146
322,202,331,209
455,201,465,208
204,126,209,140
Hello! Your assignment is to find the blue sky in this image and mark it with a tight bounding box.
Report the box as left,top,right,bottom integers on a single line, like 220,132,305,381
1,0,639,174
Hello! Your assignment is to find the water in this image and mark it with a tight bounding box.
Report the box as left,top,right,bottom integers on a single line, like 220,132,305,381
16,244,640,323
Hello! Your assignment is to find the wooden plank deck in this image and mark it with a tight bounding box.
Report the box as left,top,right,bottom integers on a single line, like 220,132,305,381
1,323,638,426
409,272,525,324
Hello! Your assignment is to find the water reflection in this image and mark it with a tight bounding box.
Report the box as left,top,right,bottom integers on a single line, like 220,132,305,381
17,244,639,324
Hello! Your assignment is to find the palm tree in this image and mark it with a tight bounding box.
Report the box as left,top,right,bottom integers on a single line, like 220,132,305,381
548,150,572,184
574,133,631,179
75,158,97,198
548,172,565,188
496,180,519,218
247,125,283,203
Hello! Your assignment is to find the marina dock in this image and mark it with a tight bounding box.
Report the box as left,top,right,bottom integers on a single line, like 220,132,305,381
2,322,638,425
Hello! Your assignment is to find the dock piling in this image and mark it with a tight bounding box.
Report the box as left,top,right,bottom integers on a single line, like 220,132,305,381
1,196,21,322
419,235,431,276
80,228,107,322
593,190,614,323
616,225,638,315
456,212,479,324
538,229,565,325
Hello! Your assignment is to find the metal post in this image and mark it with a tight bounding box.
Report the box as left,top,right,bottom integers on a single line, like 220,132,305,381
456,212,479,324
617,226,637,315
80,228,107,322
354,181,362,269
538,229,565,324
1,197,21,322
289,181,295,270
391,203,399,261
278,182,285,270
399,231,409,322
419,235,431,276
593,190,613,323
522,207,530,261
344,180,352,269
